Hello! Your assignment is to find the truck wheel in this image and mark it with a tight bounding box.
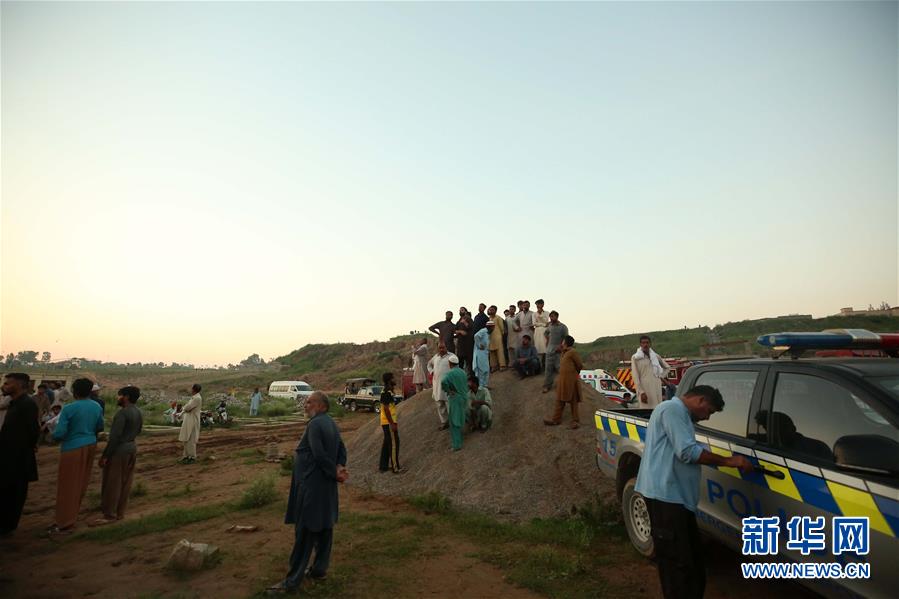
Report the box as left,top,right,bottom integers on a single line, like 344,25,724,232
623,393,632,405
348,401,356,412
373,403,381,414
622,478,654,557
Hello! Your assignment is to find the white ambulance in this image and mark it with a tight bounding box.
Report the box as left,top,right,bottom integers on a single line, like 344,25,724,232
579,369,636,407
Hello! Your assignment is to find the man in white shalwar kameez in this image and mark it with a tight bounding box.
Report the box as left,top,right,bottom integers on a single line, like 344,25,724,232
631,336,670,408
532,299,550,369
178,384,203,463
427,342,455,430
412,338,430,392
472,322,493,389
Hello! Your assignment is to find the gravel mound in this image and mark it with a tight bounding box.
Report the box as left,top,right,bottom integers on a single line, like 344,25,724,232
346,370,621,520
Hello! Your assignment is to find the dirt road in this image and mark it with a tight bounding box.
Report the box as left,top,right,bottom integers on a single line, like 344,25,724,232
0,413,809,598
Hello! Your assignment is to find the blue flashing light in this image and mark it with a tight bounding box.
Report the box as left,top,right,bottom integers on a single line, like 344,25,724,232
757,332,855,349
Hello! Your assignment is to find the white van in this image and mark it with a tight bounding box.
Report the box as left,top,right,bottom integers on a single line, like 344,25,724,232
268,381,314,402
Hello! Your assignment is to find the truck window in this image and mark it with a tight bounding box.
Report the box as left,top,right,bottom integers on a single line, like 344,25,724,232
766,373,899,467
693,370,758,437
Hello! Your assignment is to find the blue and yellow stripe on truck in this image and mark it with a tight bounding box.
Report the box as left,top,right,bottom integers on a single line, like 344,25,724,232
596,409,899,539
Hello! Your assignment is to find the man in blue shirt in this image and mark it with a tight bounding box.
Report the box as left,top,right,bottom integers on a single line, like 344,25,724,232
635,385,752,599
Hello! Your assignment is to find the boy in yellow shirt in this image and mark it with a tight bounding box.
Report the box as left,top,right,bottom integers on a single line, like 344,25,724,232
379,373,404,474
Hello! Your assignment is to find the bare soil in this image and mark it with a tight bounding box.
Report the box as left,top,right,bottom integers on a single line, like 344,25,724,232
347,370,621,520
0,390,810,599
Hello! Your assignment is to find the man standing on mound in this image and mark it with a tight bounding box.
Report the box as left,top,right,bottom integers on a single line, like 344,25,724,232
441,355,469,451
427,341,456,430
544,336,584,429
269,392,348,594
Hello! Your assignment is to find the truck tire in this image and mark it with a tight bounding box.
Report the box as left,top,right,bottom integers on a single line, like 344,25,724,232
622,477,654,557
373,402,381,414
348,401,357,412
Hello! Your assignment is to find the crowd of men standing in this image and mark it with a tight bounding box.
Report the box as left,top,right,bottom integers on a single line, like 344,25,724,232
420,299,585,450
0,373,144,537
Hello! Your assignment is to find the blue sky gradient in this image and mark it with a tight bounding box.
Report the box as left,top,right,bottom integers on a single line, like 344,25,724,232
2,1,896,365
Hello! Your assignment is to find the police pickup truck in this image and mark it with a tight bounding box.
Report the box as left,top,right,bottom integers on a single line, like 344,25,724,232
595,331,899,598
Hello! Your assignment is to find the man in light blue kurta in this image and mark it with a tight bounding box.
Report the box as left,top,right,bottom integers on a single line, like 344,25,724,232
472,322,493,388
250,388,262,416
634,387,752,599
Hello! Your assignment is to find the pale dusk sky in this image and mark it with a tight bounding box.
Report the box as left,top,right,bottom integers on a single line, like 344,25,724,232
2,1,896,366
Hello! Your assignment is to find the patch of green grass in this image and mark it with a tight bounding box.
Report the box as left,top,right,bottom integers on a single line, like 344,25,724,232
236,448,259,458
408,491,452,514
86,489,101,510
237,475,278,510
78,502,234,543
404,493,633,598
131,479,148,497
163,483,194,498
280,453,294,476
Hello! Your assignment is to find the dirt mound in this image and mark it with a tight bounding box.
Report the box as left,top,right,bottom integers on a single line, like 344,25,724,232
346,370,621,520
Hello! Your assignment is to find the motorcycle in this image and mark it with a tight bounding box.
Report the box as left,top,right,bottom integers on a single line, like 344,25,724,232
200,410,215,428
215,402,232,424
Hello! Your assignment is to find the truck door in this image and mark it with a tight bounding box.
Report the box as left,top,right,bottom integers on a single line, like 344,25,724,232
690,366,767,548
752,369,899,599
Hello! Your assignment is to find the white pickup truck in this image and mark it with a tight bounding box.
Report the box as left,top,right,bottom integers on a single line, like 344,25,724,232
595,346,899,598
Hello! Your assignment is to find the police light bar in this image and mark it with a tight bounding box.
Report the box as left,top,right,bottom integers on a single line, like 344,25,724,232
757,329,899,351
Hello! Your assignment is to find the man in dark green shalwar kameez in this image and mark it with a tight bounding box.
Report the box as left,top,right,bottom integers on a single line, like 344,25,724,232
440,355,469,451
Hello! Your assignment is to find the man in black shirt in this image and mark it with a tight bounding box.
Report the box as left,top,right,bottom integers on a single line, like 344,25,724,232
428,310,457,354
0,373,40,535
472,303,489,335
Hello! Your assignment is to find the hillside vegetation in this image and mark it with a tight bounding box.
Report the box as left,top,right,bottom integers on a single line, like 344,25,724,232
36,316,897,398
577,314,899,370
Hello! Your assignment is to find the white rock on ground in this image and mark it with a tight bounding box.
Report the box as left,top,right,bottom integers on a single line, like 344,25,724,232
166,539,220,571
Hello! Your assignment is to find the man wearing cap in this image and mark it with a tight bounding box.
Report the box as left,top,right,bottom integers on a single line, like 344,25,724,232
472,320,493,388
90,383,105,415
426,342,456,430
440,356,469,451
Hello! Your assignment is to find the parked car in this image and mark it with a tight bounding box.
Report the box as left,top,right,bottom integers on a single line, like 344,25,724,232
594,330,899,598
340,378,384,413
268,380,314,402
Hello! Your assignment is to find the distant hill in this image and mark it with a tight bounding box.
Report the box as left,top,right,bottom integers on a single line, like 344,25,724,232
270,333,425,391
65,314,898,397
577,314,899,370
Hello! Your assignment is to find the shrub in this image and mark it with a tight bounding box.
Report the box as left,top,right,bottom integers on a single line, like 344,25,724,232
238,475,278,510
409,491,452,514
131,480,148,497
280,453,294,476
